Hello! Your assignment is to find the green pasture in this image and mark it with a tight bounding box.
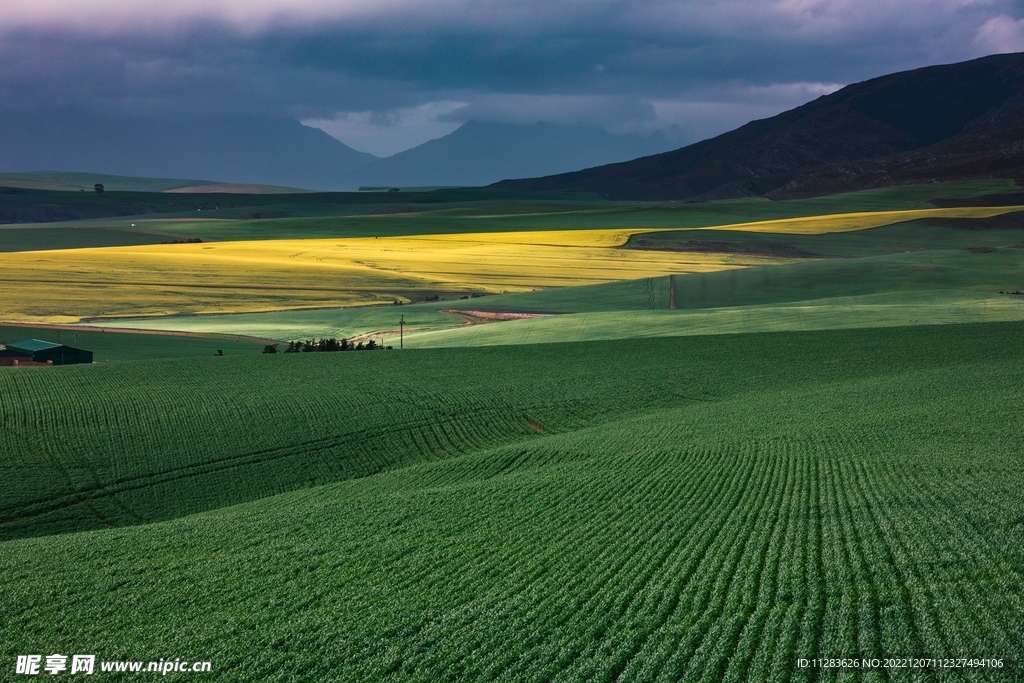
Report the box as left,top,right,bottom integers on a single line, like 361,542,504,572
0,325,266,362
2,323,1023,679
406,290,1024,347
1,179,1018,252
100,178,1024,243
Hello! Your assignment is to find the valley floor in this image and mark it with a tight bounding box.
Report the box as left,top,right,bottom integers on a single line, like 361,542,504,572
2,181,1023,680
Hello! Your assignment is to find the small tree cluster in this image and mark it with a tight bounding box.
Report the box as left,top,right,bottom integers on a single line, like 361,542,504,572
281,338,390,353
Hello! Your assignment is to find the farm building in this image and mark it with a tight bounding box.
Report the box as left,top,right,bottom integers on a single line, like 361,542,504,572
0,339,93,366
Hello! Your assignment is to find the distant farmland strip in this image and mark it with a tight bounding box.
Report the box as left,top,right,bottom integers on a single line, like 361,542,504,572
2,206,1017,324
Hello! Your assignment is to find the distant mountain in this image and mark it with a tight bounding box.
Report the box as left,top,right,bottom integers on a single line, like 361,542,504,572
0,111,377,191
495,52,1024,200
348,120,674,188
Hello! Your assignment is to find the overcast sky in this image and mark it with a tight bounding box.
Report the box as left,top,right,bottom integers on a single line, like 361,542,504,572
2,1,1022,156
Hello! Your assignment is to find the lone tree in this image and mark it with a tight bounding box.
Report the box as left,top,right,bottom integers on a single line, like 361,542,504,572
94,183,104,194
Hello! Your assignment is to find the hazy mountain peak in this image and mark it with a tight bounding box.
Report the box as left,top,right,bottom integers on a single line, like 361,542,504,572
348,119,674,188
0,110,377,191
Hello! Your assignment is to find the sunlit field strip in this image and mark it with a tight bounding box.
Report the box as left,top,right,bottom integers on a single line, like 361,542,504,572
402,291,1024,348
0,233,783,323
691,206,1021,235
0,206,1017,324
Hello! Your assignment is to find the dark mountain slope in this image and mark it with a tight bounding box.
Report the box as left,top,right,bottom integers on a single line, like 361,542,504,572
0,111,378,191
349,120,673,188
494,52,1024,200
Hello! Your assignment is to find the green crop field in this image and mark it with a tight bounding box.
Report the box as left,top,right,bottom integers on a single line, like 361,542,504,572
2,323,1023,680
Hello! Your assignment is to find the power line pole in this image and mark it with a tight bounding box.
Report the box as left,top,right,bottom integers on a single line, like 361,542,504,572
400,315,405,350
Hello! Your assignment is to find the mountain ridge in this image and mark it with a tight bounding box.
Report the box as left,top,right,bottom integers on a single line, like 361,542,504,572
493,52,1024,200
0,111,676,191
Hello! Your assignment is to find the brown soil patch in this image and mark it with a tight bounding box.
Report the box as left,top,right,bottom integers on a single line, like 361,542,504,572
366,206,431,215
347,309,557,346
525,418,548,434
440,309,554,324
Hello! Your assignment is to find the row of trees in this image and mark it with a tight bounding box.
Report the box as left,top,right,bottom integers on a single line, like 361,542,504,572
262,338,392,354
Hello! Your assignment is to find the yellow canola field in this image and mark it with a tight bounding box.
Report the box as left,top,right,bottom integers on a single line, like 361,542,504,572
695,206,1021,234
0,230,782,323
1,205,1018,323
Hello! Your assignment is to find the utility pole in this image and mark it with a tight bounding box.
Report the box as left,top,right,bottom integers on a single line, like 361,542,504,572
400,315,405,350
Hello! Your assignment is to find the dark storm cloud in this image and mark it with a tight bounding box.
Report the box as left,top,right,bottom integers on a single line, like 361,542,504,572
1,1,1022,151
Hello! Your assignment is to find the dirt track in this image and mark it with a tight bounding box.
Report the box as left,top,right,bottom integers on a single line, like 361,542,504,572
348,309,556,344
439,309,554,323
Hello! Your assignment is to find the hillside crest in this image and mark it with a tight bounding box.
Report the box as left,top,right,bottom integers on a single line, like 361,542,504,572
494,52,1024,200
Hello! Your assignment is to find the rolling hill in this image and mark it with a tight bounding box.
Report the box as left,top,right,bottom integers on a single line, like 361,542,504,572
495,52,1024,200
